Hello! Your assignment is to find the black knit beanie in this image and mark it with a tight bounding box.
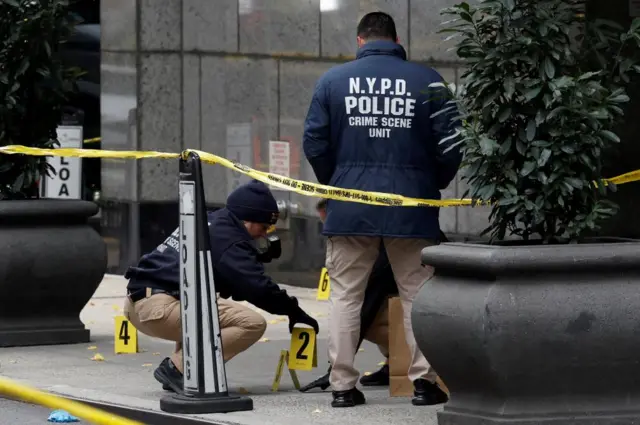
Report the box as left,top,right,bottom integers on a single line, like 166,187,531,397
226,180,280,225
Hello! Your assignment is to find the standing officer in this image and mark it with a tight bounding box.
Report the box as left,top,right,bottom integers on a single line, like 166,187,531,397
303,12,462,408
316,198,395,387
123,180,319,393
300,199,396,393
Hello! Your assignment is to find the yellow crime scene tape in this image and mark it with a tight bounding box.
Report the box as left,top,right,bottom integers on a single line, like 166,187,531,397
605,169,640,185
0,376,144,425
0,144,473,207
1,142,639,206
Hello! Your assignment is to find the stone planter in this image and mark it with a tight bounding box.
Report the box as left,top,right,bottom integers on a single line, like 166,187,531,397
412,241,640,425
0,200,107,347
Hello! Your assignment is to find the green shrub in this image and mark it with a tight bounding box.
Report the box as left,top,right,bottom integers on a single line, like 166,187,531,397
0,0,82,200
439,0,640,242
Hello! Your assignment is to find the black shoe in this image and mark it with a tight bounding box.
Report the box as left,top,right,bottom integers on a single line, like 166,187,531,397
412,378,449,406
153,358,184,394
331,387,366,408
359,364,389,386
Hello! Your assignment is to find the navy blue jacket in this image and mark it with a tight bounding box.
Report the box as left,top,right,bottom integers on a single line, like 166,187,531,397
303,41,462,239
125,208,298,316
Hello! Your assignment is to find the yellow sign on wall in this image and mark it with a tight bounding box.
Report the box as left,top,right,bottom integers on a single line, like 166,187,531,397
316,267,330,300
288,327,317,371
114,315,138,354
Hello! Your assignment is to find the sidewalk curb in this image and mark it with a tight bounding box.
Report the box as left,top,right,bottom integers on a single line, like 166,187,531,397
57,394,239,425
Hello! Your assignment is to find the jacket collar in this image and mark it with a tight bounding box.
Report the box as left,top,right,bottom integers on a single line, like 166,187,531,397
221,208,253,241
356,40,407,61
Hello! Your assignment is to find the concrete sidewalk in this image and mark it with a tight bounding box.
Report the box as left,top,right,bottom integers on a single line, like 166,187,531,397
0,275,439,425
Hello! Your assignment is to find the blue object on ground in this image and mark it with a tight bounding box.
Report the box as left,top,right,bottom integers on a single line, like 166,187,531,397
47,409,80,423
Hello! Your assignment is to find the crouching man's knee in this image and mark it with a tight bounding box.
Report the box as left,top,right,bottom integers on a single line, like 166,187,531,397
245,311,267,344
221,305,268,362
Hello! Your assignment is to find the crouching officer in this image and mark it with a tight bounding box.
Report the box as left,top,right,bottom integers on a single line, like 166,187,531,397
123,180,320,393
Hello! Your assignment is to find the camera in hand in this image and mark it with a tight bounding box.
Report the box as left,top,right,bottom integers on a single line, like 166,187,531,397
256,235,282,263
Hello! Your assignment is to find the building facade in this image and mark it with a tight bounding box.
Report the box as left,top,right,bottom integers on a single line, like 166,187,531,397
99,0,640,285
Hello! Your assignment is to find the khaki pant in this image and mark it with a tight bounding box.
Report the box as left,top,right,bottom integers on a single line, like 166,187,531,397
326,236,437,391
123,292,266,373
363,300,389,359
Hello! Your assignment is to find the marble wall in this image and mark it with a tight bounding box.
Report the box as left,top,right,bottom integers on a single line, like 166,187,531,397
100,0,490,273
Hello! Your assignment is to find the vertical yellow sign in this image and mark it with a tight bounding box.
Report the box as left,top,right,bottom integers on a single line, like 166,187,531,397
272,350,287,392
114,315,138,354
288,327,317,371
271,350,302,392
316,267,330,300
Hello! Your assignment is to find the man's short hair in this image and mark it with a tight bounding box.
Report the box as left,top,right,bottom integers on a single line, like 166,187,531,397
316,198,328,211
357,12,397,41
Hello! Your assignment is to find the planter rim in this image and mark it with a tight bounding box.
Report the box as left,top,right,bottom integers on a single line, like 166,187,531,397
422,241,640,276
0,199,98,220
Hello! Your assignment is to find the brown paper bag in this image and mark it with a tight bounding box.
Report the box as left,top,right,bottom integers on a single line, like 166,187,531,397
387,296,449,397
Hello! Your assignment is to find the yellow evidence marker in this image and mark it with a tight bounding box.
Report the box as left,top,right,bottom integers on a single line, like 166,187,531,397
288,326,318,371
114,315,138,354
316,267,330,300
271,350,301,392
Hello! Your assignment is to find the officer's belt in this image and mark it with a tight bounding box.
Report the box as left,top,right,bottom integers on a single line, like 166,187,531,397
127,287,179,303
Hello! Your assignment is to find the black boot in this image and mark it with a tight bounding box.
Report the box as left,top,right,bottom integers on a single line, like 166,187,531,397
331,387,366,408
153,358,184,394
412,378,449,406
359,364,389,386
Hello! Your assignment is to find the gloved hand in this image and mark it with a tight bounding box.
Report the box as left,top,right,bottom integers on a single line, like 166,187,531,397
288,306,320,334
